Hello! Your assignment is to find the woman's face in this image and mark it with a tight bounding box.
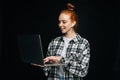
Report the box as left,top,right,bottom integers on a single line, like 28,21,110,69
58,13,76,34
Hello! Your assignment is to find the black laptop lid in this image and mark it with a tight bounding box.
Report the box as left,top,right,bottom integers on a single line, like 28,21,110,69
17,34,44,65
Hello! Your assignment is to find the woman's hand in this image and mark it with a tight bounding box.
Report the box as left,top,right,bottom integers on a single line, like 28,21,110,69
44,56,61,63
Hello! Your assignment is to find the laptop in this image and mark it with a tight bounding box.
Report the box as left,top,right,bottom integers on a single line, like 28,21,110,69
17,34,65,67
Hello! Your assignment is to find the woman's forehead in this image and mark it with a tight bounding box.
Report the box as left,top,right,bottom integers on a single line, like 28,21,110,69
59,13,71,20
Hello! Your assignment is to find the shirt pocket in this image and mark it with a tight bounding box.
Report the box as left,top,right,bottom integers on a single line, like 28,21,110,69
69,48,83,62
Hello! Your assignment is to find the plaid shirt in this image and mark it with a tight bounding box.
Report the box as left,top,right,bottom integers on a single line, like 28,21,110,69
44,33,90,80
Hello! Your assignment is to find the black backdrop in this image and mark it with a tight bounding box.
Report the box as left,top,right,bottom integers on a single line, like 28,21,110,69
1,0,120,80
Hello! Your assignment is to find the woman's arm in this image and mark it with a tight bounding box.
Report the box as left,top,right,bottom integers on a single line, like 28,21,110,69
60,42,90,77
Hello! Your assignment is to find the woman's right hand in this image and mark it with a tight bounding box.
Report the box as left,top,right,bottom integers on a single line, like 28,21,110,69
44,56,61,63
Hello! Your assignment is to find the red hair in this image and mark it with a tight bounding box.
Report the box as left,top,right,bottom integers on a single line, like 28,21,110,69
60,3,78,31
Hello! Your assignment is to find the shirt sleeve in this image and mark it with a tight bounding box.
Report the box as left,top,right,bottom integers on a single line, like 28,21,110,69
60,40,90,77
43,40,54,76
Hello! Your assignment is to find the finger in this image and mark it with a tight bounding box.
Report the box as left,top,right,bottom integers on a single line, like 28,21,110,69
44,58,49,63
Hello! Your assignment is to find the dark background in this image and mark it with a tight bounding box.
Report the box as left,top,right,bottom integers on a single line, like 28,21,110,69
1,0,120,80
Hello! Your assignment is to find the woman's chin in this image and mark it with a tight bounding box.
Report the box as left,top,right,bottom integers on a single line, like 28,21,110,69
61,31,66,34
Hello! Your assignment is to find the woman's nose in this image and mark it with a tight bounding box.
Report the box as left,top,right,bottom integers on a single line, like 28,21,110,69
59,22,63,27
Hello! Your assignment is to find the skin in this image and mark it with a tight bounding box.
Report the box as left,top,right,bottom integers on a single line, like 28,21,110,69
44,13,77,63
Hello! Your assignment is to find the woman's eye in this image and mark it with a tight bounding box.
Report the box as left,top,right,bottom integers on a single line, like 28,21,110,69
62,21,67,24
58,20,67,24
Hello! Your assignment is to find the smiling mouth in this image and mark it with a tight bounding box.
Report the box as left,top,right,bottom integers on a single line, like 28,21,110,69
60,27,66,30
61,29,66,31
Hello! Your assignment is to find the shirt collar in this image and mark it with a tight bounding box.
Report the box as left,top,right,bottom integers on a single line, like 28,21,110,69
59,33,81,44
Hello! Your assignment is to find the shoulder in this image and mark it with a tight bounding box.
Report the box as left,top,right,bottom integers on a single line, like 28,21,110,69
82,37,89,44
49,36,63,44
76,33,90,45
53,36,62,41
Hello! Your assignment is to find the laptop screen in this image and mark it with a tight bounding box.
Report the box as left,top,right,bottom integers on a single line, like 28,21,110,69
17,34,44,65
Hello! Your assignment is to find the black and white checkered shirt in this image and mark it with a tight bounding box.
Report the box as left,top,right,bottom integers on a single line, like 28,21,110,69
44,33,90,80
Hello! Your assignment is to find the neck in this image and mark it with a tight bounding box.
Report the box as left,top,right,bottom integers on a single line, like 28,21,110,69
64,31,76,39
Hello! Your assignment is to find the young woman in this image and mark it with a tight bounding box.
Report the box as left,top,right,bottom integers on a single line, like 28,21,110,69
43,3,90,80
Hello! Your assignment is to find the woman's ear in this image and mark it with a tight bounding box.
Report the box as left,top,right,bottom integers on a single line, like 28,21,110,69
72,21,76,27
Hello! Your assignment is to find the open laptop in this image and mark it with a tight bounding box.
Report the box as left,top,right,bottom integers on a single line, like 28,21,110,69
17,34,65,67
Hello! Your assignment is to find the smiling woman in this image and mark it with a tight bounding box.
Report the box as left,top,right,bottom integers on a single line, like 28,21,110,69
32,2,91,80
